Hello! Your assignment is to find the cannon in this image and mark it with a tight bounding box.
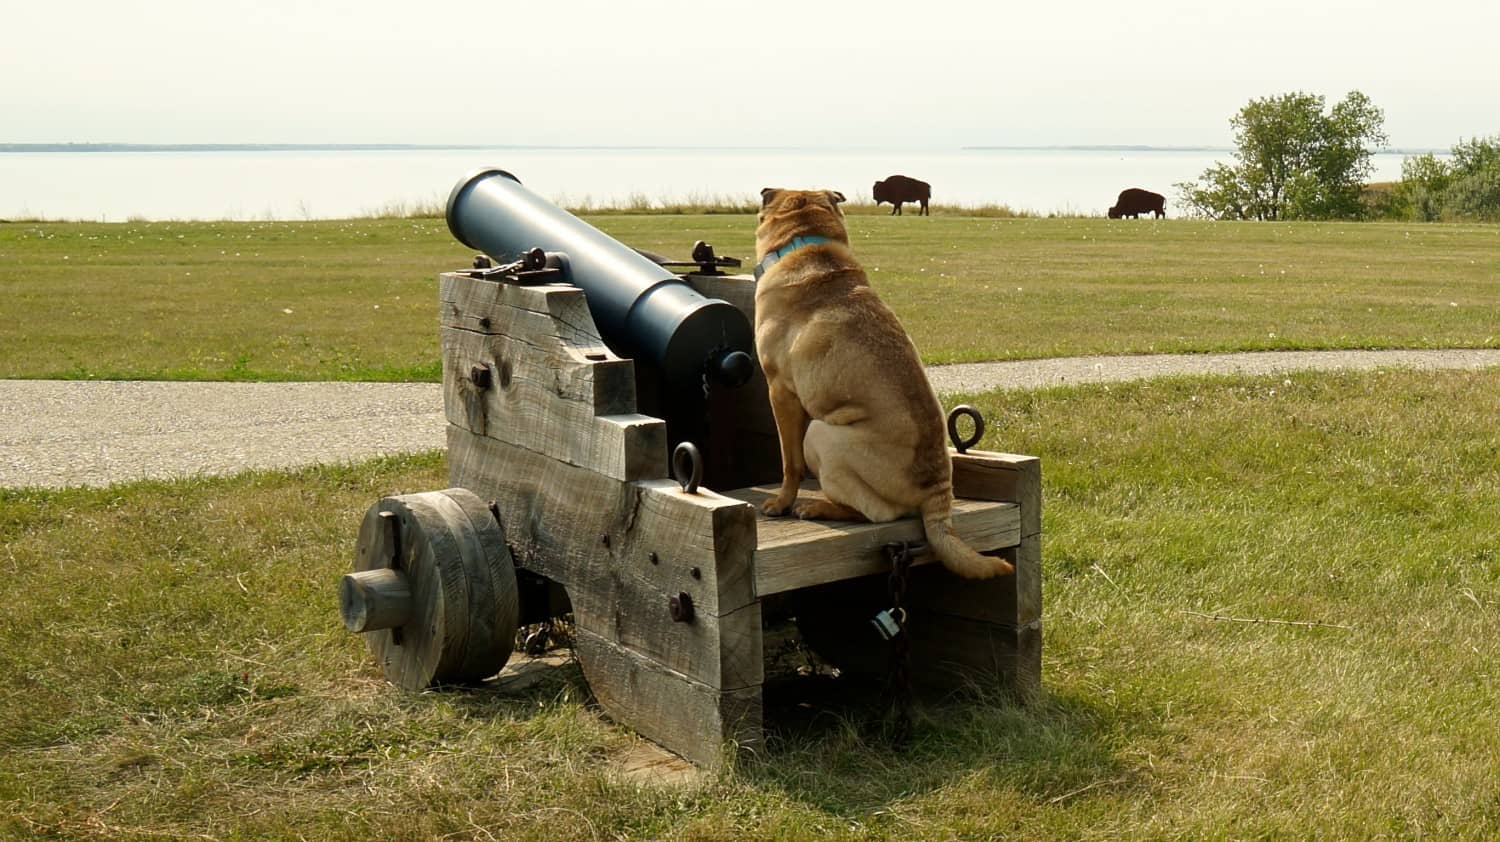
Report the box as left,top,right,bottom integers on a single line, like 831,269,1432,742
339,170,1043,765
446,168,755,390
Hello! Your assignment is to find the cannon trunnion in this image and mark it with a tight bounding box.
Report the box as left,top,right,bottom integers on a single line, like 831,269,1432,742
342,179,1042,766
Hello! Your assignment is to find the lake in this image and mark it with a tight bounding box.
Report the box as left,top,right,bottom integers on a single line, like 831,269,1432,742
0,147,1417,222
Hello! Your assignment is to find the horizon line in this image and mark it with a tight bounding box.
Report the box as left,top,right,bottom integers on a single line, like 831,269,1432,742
0,142,1447,155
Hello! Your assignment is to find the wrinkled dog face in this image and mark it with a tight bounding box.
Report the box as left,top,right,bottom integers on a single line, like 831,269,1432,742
756,189,849,254
758,188,846,224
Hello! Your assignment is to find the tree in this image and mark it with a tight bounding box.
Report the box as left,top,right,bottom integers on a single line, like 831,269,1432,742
1176,91,1387,220
1393,153,1454,221
1391,135,1500,221
1443,136,1500,220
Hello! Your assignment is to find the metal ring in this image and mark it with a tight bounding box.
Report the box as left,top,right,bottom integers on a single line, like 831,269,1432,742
946,405,985,453
672,442,703,494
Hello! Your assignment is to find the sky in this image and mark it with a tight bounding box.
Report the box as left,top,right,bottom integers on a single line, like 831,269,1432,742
5,0,1497,151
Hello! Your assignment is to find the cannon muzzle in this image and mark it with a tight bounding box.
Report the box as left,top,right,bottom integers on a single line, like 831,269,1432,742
446,168,754,388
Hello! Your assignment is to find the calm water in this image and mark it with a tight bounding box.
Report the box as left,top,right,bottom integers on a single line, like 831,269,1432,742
0,147,1415,222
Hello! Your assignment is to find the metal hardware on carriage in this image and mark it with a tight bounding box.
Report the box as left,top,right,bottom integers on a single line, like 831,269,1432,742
872,540,926,640
875,539,926,746
469,363,493,390
669,592,695,623
464,247,567,285
447,168,755,391
867,406,988,745
870,606,906,641
672,442,703,494
650,240,744,276
947,404,985,454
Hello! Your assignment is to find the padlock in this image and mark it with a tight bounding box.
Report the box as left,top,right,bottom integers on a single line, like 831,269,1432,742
871,607,905,640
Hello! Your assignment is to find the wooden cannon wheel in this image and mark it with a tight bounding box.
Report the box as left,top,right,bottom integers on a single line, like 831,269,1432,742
340,488,520,690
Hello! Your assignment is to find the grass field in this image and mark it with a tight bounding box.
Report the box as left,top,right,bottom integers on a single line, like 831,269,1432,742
2,215,1496,380
3,211,1498,837
3,368,1498,839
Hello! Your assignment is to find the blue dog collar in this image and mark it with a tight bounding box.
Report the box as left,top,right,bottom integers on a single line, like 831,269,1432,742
754,236,831,281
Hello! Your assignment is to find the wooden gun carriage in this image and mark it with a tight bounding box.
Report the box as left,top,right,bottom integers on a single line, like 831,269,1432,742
338,171,1041,765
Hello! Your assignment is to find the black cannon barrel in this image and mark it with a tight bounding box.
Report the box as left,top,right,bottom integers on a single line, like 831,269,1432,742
446,168,754,388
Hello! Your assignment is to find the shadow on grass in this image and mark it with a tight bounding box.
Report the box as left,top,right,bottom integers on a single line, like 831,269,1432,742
422,641,1141,815
739,669,1142,814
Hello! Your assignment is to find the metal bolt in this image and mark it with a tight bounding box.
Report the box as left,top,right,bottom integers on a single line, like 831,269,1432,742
470,364,493,390
669,592,695,623
600,533,611,548
649,552,659,565
690,567,701,579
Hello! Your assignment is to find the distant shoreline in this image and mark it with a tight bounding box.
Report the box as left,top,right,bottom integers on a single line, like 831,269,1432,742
0,143,596,153
962,145,1445,155
964,145,1232,153
0,143,1444,155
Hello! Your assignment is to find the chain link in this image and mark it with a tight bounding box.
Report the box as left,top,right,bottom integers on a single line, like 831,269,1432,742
881,540,924,747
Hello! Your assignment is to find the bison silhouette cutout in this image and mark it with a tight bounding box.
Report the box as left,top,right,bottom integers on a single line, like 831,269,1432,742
1108,188,1166,219
873,175,931,216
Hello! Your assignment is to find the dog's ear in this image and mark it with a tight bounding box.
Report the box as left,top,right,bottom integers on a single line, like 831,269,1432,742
760,188,781,207
827,191,847,205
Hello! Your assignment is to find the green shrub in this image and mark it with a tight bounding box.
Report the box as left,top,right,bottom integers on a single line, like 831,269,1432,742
1393,135,1500,221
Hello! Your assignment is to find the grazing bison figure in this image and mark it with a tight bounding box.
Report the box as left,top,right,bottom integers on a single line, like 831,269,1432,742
873,174,931,216
1108,188,1166,219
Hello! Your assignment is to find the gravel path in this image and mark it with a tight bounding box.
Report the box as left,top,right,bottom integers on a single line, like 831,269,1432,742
2,381,441,490
4,349,1497,490
921,348,1500,394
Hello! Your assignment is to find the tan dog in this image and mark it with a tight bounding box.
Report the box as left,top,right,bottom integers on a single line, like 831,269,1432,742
752,188,1013,579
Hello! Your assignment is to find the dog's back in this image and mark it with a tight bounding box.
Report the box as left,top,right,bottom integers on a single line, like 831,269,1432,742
753,189,1011,579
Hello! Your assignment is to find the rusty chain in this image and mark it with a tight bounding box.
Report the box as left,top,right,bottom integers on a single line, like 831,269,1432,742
880,539,924,747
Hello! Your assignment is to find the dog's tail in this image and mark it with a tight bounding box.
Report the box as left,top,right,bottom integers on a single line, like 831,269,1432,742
920,489,1015,579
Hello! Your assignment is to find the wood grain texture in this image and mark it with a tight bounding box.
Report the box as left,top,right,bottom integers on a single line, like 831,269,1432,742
352,494,469,690
439,274,610,356
683,272,757,317
901,615,1042,701
339,568,411,633
431,488,521,684
448,425,762,690
575,625,763,767
440,327,667,482
894,535,1042,628
791,568,1042,701
722,481,1021,597
349,490,522,689
786,449,1044,700
951,450,1042,538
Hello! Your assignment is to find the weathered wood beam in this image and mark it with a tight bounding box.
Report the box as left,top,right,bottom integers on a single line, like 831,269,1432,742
721,482,1021,597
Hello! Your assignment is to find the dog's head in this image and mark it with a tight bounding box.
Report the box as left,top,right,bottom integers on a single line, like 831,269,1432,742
756,188,848,259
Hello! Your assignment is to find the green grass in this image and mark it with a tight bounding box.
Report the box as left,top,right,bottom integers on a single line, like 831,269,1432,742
2,216,1496,380
3,369,1497,839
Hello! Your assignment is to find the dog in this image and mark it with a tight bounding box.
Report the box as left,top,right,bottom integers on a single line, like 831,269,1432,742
752,187,1012,579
